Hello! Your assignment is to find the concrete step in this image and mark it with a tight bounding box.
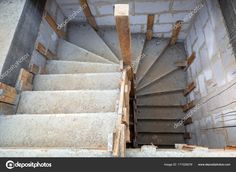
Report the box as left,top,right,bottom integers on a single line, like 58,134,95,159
98,28,145,72
0,148,113,157
0,113,117,148
57,39,114,64
136,38,169,84
136,69,186,95
46,60,120,74
17,90,119,114
136,120,185,133
67,23,119,63
33,73,121,91
136,88,184,97
136,92,186,106
138,43,187,89
136,107,185,120
136,133,185,146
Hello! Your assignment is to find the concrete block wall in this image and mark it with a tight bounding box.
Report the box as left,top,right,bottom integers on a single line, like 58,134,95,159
56,0,201,41
30,0,66,69
184,0,236,148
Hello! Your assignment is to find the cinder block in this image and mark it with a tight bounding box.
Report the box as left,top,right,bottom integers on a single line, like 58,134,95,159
135,1,170,14
153,24,172,32
212,57,226,86
95,16,115,25
130,25,142,33
172,0,197,11
159,12,189,23
226,127,236,145
130,15,147,25
197,73,207,97
97,5,113,15
203,20,216,60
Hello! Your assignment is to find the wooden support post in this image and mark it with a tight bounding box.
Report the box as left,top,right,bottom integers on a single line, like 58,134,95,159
170,20,183,45
16,69,33,91
36,42,55,60
44,11,65,38
146,14,155,41
184,81,196,96
0,82,17,105
114,4,132,66
80,0,98,31
29,64,46,75
183,101,196,112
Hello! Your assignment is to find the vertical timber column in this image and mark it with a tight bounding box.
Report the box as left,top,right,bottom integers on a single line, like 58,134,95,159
146,14,155,41
80,0,98,31
114,4,132,66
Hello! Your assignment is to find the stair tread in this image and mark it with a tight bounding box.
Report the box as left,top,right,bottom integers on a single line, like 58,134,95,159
136,120,185,133
46,60,120,74
136,38,169,84
136,133,185,145
57,39,114,64
67,23,119,63
0,148,113,157
17,90,119,114
33,73,121,91
136,107,185,119
0,113,117,148
136,69,186,94
138,43,187,89
98,28,145,72
136,92,186,106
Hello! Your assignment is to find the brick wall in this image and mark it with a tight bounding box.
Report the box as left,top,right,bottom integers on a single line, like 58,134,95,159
185,0,236,148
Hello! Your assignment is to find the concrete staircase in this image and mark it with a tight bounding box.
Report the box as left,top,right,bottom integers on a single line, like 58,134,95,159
134,39,188,147
0,23,122,157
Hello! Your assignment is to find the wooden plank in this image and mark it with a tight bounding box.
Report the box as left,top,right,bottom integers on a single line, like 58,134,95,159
113,126,121,157
184,81,196,96
146,14,155,40
182,101,196,112
16,69,33,91
29,64,40,75
224,145,236,150
0,82,17,104
184,117,193,125
44,11,65,38
170,20,183,45
186,52,196,68
36,42,55,60
80,0,98,31
114,4,132,66
120,124,126,157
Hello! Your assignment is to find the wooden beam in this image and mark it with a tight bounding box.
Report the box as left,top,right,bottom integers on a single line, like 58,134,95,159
16,69,33,91
170,20,183,45
184,81,196,96
44,11,65,38
175,52,196,70
183,101,196,112
186,52,196,69
36,42,55,60
0,82,17,105
29,64,40,75
146,14,155,41
114,4,132,66
184,117,193,125
80,0,98,31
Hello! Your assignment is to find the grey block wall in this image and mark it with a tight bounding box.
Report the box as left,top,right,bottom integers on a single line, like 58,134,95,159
56,0,202,41
184,0,236,148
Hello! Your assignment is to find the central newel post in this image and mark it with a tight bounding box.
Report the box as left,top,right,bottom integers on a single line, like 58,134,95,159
114,4,132,66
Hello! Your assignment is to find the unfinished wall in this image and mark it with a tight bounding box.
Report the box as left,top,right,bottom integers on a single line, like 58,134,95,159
185,0,236,148
0,0,46,87
29,0,66,70
56,0,202,41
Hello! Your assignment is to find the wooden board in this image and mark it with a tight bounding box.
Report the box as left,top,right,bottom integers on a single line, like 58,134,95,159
36,42,55,60
146,14,155,40
0,82,17,104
